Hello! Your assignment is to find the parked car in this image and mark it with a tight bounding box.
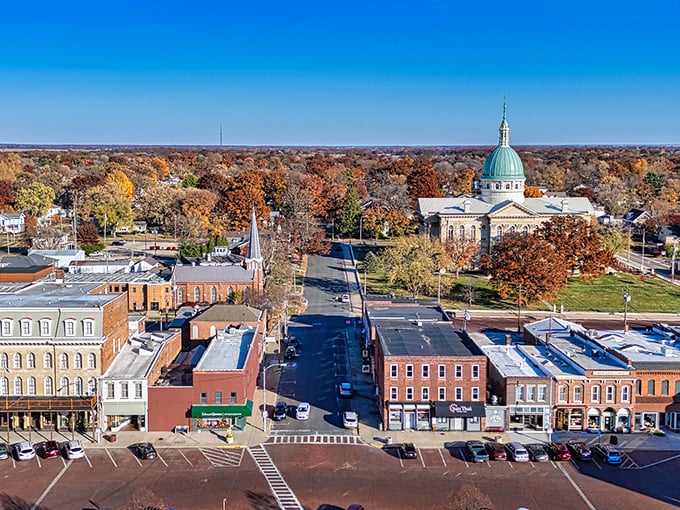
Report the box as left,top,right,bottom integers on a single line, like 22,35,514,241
112,239,127,246
525,443,550,462
505,442,529,462
287,337,302,350
465,440,490,463
398,443,418,459
592,444,623,465
13,441,36,461
64,439,85,459
547,441,572,461
484,441,507,461
341,294,350,303
42,440,61,458
338,382,354,398
136,442,157,460
296,402,310,420
273,401,288,421
342,411,358,429
0,442,8,460
284,346,297,360
566,440,592,461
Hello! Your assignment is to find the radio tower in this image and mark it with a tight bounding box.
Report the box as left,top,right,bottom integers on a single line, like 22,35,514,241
219,124,223,146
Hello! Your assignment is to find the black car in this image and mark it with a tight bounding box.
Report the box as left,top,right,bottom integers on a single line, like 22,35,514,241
465,440,489,463
112,239,126,246
398,443,418,459
566,440,592,461
525,443,549,462
273,401,288,421
284,346,297,360
287,337,302,350
136,443,157,460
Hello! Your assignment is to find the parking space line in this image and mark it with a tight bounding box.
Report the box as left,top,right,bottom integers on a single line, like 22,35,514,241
133,454,142,467
36,456,42,468
418,448,425,467
591,458,602,470
551,460,558,469
84,452,93,468
529,461,535,468
178,449,193,466
105,448,118,468
61,456,67,467
507,461,514,468
157,451,168,467
459,448,469,468
557,463,597,510
30,462,70,510
437,448,447,467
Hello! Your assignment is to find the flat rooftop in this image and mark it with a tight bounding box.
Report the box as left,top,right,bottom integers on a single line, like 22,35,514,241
588,324,680,369
482,345,551,378
0,282,119,308
103,331,179,380
376,319,478,357
194,325,255,371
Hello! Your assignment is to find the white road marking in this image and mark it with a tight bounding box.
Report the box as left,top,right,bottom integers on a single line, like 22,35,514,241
438,448,447,467
30,461,70,510
178,449,193,466
133,454,142,467
157,451,168,467
36,456,42,468
418,448,425,467
61,456,67,467
105,448,117,468
84,452,93,468
557,463,597,510
637,452,680,469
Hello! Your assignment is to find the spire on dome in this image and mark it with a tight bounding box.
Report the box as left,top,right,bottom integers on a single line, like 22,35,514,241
246,206,262,262
499,98,510,147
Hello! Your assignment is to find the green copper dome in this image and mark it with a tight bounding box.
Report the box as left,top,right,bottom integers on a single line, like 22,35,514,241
482,145,525,179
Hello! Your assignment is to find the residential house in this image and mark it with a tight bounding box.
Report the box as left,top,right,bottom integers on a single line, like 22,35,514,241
0,212,25,234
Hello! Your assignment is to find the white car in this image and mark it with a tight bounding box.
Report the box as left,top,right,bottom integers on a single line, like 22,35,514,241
341,294,350,303
342,411,358,429
506,442,529,462
13,441,36,461
296,402,310,420
65,439,85,459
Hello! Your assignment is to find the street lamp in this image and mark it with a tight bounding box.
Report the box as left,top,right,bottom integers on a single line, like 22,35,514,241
262,362,287,433
623,286,631,333
437,268,445,304
672,244,677,282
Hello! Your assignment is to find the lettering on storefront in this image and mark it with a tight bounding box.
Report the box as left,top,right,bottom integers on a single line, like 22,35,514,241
592,371,630,376
449,404,473,414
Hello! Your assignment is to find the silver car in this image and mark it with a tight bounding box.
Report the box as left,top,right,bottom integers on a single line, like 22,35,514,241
13,441,36,461
505,442,529,462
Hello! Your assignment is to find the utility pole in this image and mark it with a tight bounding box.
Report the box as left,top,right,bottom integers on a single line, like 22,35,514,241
672,245,677,282
623,286,631,333
640,228,646,274
517,284,523,333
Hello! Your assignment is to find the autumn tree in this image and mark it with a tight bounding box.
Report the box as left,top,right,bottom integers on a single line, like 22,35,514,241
77,222,100,246
362,206,412,239
599,225,627,255
135,186,184,229
536,216,613,278
480,233,569,303
220,172,268,232
16,181,55,218
380,235,445,298
452,167,475,195
0,181,15,209
443,236,479,278
524,185,543,197
406,156,443,207
81,184,134,234
181,189,219,235
106,169,135,200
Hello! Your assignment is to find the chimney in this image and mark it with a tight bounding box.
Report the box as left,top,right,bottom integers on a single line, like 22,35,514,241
55,269,64,284
561,199,569,212
505,334,512,346
463,199,471,213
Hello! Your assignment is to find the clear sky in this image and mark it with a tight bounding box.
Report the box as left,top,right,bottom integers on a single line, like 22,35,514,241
1,1,679,146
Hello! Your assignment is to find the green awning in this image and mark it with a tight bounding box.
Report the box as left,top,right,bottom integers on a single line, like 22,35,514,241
191,400,253,418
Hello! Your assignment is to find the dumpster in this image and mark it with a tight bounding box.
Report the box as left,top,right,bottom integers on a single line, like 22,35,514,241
610,435,618,445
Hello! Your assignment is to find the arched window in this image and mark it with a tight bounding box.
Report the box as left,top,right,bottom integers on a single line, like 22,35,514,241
210,287,217,303
227,287,234,301
27,376,36,395
0,377,8,395
87,377,97,395
459,225,465,240
480,225,487,240
59,377,70,395
74,352,83,369
194,287,201,302
470,226,476,240
60,353,69,369
44,376,54,395
509,226,516,234
64,319,76,336
44,352,52,369
192,325,199,338
14,377,23,395
636,380,642,395
177,287,183,305
447,225,454,241
27,352,35,369
505,183,510,190
495,182,501,190
13,353,21,369
522,225,529,235
495,226,503,240
648,380,655,395
87,353,96,369
0,353,7,369
75,377,83,395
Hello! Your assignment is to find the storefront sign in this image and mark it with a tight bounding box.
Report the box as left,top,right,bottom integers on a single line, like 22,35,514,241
592,370,630,376
449,404,472,414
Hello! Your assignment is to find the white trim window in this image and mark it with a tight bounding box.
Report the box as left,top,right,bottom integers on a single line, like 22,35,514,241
64,320,76,337
538,385,547,402
87,353,96,369
83,319,95,337
74,352,83,369
471,364,480,379
606,385,615,403
60,353,69,370
591,385,600,403
44,352,52,369
390,387,398,400
1,319,12,336
438,364,445,378
471,387,480,401
75,377,83,395
574,386,582,403
422,387,429,400
455,365,462,379
39,319,51,336
13,377,23,395
422,364,429,379
516,385,525,402
27,352,35,369
0,353,6,369
438,387,446,400
27,376,36,395
87,378,97,395
121,382,129,399
0,377,7,395
455,387,463,401
405,365,414,378
44,376,53,395
13,353,21,369
20,319,31,336
406,387,414,400
390,364,398,378
59,377,69,395
621,385,630,403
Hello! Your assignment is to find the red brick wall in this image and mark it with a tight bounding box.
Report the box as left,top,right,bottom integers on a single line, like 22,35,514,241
100,294,129,373
148,386,194,432
634,370,680,411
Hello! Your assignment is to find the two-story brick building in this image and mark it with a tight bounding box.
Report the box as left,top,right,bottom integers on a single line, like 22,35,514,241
365,300,487,432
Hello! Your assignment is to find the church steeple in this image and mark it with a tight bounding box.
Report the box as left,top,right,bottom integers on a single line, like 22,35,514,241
499,98,510,147
246,206,262,263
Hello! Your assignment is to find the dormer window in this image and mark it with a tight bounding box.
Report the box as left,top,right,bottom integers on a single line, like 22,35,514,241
39,319,51,336
64,320,76,337
83,319,95,337
20,319,31,337
1,320,11,336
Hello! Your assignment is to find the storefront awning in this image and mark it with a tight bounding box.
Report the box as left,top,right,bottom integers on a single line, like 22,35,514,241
434,401,485,418
103,402,146,415
191,400,253,418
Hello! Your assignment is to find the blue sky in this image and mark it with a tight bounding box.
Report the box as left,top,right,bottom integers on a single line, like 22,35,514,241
1,1,679,146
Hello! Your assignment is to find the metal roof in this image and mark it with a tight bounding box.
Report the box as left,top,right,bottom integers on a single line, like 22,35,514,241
0,282,119,308
194,325,255,371
173,265,254,283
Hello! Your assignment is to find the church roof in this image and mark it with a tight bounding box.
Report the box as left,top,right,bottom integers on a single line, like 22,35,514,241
173,265,255,283
419,196,595,218
246,207,262,262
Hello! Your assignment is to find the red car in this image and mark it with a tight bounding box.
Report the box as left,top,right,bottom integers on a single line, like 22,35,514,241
42,440,60,458
547,441,572,461
484,441,507,461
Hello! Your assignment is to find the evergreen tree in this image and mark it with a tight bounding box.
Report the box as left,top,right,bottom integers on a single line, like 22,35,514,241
335,187,362,236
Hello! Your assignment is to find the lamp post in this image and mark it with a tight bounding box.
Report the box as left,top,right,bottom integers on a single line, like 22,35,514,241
437,269,445,304
672,245,677,282
623,286,631,333
262,362,287,433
